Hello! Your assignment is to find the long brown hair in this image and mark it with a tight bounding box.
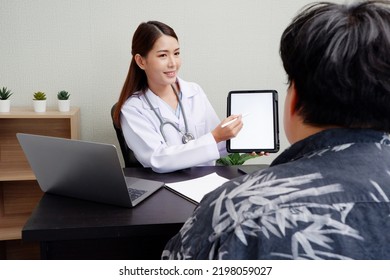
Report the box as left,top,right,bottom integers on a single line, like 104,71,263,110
113,21,179,127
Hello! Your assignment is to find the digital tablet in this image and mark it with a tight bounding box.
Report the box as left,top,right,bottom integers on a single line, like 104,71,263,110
226,90,279,153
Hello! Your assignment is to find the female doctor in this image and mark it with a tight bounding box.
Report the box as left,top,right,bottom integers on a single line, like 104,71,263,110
113,21,243,173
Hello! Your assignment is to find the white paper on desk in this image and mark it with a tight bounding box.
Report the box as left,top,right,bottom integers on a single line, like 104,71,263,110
166,172,229,203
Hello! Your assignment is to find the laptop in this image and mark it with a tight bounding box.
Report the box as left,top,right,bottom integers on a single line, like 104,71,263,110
16,133,164,208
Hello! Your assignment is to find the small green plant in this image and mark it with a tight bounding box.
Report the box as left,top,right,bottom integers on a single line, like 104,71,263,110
0,87,13,100
217,153,259,166
57,90,70,100
33,91,47,100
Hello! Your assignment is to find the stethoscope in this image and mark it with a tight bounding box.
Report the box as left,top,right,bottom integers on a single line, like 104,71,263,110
144,84,195,144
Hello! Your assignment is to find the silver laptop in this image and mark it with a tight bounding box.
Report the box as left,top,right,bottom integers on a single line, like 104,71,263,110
17,133,164,208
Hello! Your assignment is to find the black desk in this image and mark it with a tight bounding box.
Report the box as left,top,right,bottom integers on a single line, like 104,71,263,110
22,165,254,259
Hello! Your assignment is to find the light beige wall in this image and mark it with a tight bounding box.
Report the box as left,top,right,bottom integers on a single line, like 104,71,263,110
0,0,346,165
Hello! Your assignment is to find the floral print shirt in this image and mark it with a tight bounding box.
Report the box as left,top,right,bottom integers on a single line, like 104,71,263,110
162,128,390,259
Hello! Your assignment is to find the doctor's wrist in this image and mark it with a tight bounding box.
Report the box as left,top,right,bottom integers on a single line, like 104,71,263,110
211,130,223,143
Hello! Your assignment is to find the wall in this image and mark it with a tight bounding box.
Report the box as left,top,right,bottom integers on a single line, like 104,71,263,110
0,0,345,165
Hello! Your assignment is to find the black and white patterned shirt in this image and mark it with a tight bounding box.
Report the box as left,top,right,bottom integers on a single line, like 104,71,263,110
162,128,390,259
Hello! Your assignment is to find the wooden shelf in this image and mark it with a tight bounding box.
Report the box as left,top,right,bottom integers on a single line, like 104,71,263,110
0,170,35,182
0,106,79,118
0,106,80,138
0,106,80,259
0,227,24,241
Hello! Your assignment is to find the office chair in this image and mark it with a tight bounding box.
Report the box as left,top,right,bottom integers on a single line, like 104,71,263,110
111,103,143,168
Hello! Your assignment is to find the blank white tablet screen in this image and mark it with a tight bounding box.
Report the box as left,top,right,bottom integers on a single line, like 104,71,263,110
228,90,278,152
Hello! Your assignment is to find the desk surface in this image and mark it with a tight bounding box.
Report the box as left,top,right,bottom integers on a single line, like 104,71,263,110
21,165,265,259
22,166,254,240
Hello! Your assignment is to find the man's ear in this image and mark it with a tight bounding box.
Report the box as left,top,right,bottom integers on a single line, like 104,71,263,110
134,54,145,70
288,81,299,116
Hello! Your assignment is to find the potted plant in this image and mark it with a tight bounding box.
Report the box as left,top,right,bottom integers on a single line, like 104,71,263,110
33,91,47,112
217,153,259,166
0,87,13,112
57,90,70,112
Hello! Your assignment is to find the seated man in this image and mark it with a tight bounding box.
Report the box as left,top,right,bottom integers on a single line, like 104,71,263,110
162,0,390,259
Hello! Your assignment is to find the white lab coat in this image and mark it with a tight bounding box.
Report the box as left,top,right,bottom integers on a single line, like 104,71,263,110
120,78,227,173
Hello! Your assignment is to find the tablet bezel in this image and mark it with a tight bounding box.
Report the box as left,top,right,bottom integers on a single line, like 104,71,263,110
226,90,279,153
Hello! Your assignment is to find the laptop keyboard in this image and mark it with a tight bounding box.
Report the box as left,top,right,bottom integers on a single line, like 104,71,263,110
128,187,147,201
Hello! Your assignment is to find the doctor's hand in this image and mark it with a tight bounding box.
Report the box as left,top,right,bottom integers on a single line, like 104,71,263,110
212,114,243,143
250,151,270,157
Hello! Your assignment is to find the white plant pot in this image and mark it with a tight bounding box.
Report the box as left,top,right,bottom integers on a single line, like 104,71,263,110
33,100,47,113
58,100,70,112
0,100,11,112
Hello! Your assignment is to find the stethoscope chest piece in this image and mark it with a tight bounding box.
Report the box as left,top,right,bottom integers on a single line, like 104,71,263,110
182,133,195,144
